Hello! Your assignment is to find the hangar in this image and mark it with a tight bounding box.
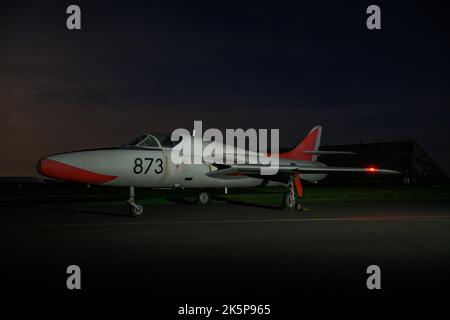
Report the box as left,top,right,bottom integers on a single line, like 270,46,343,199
317,141,448,185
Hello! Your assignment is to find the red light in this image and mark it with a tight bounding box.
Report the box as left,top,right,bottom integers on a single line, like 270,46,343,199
367,167,377,172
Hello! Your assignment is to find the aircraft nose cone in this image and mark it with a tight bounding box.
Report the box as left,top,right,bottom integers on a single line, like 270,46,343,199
36,155,117,184
36,158,47,176
36,158,57,179
36,159,42,174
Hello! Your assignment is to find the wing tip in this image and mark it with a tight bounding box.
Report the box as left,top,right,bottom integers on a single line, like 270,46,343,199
366,167,401,174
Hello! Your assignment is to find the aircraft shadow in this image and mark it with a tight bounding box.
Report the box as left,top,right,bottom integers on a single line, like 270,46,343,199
212,196,282,211
166,197,197,205
166,195,282,210
59,208,131,217
19,204,131,218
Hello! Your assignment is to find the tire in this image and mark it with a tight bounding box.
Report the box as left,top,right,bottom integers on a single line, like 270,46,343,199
130,204,144,217
282,191,297,210
197,191,210,204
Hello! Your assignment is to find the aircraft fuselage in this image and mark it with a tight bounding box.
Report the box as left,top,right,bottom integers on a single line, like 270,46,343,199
37,147,328,188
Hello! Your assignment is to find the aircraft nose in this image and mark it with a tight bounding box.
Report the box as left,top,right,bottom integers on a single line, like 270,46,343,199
36,154,117,184
36,158,57,178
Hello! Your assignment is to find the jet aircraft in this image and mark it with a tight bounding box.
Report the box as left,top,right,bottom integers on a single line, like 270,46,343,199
37,126,398,216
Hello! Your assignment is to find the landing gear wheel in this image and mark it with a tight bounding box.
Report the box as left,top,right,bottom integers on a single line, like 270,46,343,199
127,186,143,217
282,171,305,211
282,191,297,210
197,191,210,204
129,204,144,217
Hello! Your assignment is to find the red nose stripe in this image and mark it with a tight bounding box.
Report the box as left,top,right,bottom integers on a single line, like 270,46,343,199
38,159,117,184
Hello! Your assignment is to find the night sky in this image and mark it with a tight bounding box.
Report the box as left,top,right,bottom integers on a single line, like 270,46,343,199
1,0,449,176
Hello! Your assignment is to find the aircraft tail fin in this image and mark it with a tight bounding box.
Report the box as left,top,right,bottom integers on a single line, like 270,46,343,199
279,126,322,161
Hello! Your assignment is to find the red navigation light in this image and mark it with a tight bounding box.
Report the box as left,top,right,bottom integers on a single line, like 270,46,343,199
367,167,377,172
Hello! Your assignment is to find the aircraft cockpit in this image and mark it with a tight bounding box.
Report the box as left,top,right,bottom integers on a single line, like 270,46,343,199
124,133,182,149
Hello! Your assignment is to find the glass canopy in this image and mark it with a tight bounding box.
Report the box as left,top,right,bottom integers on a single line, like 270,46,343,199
125,133,182,148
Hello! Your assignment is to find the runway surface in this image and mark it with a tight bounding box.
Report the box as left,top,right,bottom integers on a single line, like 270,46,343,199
1,198,450,303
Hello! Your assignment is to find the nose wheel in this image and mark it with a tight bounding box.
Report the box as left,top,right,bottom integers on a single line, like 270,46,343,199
128,201,144,217
127,186,144,217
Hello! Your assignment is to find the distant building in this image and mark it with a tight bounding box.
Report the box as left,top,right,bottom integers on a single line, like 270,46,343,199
316,141,448,185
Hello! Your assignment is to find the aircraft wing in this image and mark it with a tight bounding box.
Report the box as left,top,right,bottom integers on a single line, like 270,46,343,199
302,151,356,155
206,163,399,180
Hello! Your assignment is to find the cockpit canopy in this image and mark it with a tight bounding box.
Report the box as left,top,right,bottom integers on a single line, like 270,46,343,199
125,133,182,149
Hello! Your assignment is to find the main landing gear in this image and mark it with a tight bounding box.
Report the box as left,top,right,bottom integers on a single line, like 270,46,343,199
282,171,304,211
127,186,144,217
197,191,210,204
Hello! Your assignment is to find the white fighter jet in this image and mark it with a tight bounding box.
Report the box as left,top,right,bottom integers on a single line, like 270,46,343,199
37,126,398,216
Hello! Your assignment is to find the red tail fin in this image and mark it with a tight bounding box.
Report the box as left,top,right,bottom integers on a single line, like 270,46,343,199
279,126,322,161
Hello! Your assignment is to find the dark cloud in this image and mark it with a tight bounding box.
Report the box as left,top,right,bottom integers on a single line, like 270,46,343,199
0,0,449,175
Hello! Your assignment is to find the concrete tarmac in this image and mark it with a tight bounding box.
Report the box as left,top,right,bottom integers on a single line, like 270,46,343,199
1,198,449,303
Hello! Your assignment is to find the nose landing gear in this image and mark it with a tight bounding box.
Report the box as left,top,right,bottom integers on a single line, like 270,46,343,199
282,171,304,211
127,186,144,217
